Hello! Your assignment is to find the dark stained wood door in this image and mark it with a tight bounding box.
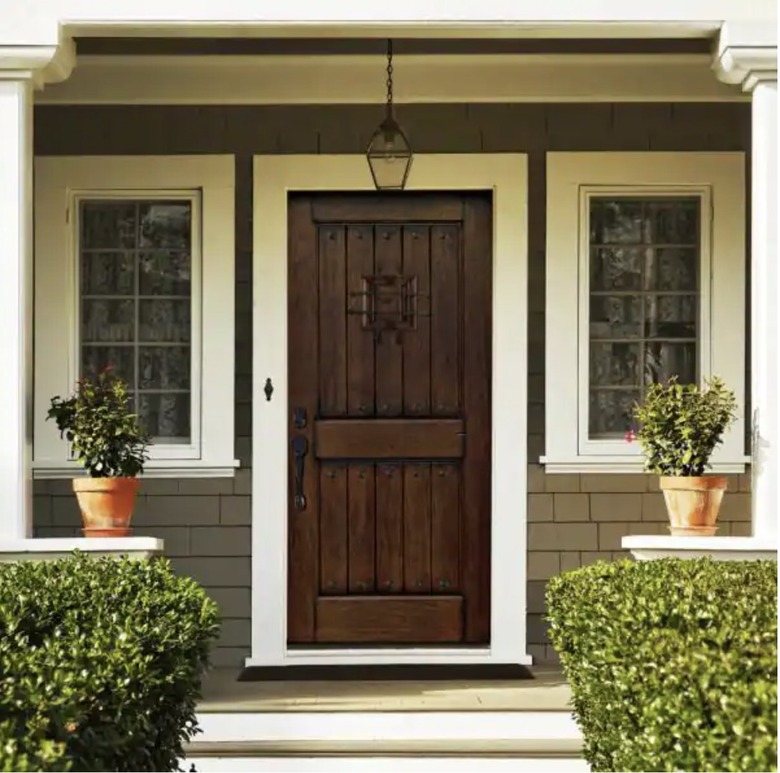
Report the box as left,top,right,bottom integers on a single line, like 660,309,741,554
287,192,492,645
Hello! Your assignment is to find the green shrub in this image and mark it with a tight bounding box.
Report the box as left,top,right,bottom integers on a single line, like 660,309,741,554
47,369,151,478
547,558,777,772
0,554,220,772
631,376,737,476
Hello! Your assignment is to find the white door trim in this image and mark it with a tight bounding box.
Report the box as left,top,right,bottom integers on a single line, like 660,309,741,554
249,153,529,667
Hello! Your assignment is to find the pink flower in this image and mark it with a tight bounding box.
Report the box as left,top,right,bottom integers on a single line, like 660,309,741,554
625,429,636,443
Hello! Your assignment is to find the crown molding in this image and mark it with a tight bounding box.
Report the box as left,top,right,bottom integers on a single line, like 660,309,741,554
36,52,744,105
42,39,77,85
715,46,777,91
0,40,76,87
714,21,777,92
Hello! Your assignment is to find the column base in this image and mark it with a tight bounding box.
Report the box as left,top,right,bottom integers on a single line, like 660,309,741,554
622,535,777,562
0,537,164,562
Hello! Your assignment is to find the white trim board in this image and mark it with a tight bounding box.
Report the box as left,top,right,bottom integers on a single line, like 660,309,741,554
544,151,747,475
33,155,238,478
251,153,529,667
7,3,775,43
35,53,745,105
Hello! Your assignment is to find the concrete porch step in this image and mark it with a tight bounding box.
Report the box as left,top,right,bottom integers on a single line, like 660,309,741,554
185,670,584,770
196,668,572,713
184,757,588,772
185,709,583,768
186,738,583,756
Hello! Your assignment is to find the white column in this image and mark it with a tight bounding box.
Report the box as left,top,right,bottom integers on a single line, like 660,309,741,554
0,77,34,538
749,77,778,543
715,25,778,546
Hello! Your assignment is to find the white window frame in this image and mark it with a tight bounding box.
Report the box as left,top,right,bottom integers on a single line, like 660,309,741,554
544,152,747,474
34,155,238,478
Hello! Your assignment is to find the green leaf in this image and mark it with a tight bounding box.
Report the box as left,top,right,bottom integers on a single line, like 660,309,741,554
631,376,738,476
547,559,777,772
0,554,220,771
45,371,151,478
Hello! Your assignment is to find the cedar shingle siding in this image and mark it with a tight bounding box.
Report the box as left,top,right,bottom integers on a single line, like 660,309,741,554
33,102,751,666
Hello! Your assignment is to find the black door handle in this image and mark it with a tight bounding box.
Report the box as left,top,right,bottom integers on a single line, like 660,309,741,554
292,435,308,511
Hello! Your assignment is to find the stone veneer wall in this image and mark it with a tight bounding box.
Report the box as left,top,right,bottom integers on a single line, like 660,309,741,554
33,101,751,666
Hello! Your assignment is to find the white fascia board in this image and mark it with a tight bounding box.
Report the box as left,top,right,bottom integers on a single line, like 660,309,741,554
10,0,780,29
1,1,777,47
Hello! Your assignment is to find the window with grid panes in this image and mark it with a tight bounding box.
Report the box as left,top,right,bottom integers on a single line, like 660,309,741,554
78,198,195,444
587,196,700,438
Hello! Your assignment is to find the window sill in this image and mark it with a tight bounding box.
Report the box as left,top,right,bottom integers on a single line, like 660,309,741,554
539,456,750,475
32,460,240,480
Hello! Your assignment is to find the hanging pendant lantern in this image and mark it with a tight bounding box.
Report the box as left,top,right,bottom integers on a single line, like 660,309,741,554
366,40,413,191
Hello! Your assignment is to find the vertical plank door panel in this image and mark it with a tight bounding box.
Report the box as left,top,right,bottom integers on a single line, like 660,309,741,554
375,463,404,595
346,225,375,417
318,225,347,417
402,225,432,415
319,464,348,595
403,463,432,593
347,464,376,593
431,463,461,594
430,225,461,416
374,225,403,417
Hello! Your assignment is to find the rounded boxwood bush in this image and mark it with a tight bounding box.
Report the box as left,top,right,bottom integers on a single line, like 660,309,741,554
547,558,777,773
0,553,220,772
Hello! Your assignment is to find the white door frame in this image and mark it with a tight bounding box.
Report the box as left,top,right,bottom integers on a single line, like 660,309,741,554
248,154,530,667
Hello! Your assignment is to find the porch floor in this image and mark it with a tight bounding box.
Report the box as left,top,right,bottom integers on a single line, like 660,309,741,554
198,667,571,713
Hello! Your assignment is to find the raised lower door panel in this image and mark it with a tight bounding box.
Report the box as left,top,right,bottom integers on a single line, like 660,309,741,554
316,596,464,643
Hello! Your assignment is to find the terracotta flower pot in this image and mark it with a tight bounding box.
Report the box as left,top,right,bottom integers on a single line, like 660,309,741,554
659,476,727,536
72,477,140,537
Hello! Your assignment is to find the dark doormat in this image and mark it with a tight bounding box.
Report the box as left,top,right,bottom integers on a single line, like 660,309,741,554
237,663,533,682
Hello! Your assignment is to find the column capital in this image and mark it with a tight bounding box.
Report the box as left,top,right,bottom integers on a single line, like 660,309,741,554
713,21,777,92
0,39,75,88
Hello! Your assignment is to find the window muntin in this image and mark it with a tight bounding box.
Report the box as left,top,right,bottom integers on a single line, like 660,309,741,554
77,196,197,446
586,195,701,439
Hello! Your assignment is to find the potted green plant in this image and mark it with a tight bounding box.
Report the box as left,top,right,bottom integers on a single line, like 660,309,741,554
628,376,737,536
47,368,150,537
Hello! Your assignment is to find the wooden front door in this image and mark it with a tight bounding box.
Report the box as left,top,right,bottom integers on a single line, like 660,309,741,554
287,192,492,645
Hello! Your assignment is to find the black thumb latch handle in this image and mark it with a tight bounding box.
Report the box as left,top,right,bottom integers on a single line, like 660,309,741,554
292,435,308,511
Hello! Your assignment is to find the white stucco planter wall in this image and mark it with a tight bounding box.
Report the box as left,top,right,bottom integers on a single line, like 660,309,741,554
0,537,164,562
622,535,777,562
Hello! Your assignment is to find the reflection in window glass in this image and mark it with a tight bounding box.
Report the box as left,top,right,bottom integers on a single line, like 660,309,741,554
588,197,700,438
79,200,193,444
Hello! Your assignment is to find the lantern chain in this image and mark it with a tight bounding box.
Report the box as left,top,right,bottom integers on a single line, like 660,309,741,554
386,39,394,117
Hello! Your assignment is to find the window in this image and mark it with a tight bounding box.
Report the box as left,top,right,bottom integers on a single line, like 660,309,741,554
34,157,237,477
545,153,746,473
79,197,197,446
587,195,700,438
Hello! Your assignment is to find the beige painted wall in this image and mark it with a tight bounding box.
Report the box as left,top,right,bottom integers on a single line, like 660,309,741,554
32,101,752,666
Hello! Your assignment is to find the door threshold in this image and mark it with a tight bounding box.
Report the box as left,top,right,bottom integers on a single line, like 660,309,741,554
238,664,534,682
245,648,534,670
